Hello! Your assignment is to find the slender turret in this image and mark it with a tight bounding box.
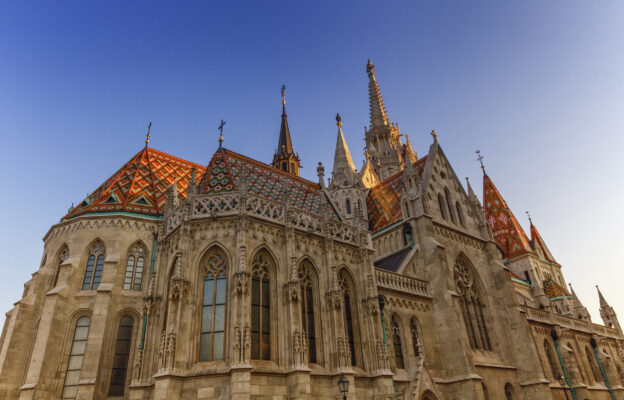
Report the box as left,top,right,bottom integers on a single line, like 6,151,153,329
272,85,301,175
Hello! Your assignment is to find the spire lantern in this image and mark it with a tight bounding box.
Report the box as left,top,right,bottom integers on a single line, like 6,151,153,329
272,84,300,176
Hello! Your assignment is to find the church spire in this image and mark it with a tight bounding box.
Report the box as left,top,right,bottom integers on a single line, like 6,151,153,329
330,113,357,188
528,216,556,262
272,85,300,176
597,286,609,309
367,60,389,128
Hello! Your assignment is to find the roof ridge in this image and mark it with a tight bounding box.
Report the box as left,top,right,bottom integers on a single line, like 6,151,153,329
123,148,151,208
146,147,206,169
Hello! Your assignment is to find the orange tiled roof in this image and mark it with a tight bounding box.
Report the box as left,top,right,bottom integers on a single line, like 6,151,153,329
366,157,427,233
544,278,570,299
483,173,533,259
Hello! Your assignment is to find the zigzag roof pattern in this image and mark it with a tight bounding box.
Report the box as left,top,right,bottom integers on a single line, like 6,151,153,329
199,149,340,219
482,173,533,259
367,157,427,233
544,278,570,299
64,147,205,220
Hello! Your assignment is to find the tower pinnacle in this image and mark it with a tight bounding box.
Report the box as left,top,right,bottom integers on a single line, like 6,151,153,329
367,60,389,128
272,85,300,175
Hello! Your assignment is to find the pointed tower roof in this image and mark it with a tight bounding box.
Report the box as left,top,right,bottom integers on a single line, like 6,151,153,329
404,134,418,164
597,286,610,309
482,173,533,259
64,147,205,220
366,60,390,128
272,85,300,175
466,177,481,206
529,220,556,262
331,114,357,186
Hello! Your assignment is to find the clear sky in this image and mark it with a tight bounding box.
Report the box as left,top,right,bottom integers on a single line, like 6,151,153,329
1,1,623,327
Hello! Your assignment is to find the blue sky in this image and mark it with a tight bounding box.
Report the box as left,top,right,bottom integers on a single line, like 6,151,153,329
1,1,623,326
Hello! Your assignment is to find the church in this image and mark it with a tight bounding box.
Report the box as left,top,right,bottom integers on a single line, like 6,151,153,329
0,61,622,400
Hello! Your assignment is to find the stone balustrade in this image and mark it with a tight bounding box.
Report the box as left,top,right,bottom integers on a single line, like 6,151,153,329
375,269,430,298
521,305,620,338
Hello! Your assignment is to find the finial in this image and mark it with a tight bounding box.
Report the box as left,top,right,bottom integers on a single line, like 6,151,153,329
431,129,438,143
336,113,342,127
218,119,226,151
475,150,485,171
145,122,152,148
281,84,286,105
526,210,533,225
366,59,375,76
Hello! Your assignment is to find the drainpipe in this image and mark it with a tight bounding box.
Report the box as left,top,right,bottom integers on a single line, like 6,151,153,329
140,232,158,349
378,295,397,400
551,329,577,400
590,338,616,400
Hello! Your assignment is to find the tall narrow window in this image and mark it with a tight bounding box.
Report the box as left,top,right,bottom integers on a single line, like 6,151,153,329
444,187,456,223
504,383,514,400
82,242,105,290
298,260,317,363
544,340,560,380
61,316,90,399
199,249,227,362
391,315,405,369
437,194,447,220
456,201,465,227
454,256,492,351
251,250,272,360
108,316,134,396
345,199,351,215
410,317,420,357
124,244,146,291
339,270,358,366
53,246,69,288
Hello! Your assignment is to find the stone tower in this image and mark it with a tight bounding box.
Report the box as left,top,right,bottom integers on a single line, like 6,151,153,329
598,286,622,334
272,85,301,175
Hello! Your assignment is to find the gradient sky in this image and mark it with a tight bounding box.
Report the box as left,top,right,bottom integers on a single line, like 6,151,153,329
1,1,623,327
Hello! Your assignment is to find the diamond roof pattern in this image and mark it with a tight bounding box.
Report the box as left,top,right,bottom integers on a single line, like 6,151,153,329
366,157,427,233
200,149,339,219
64,148,205,220
482,173,533,259
544,278,570,299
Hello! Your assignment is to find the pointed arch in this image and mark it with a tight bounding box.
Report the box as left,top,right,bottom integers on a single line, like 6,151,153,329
52,244,69,289
108,315,135,396
338,267,360,366
454,254,492,351
410,316,422,357
566,341,587,384
456,201,465,227
298,257,320,363
345,198,352,215
123,241,148,291
81,240,105,290
391,314,405,369
437,193,447,220
199,246,229,362
444,187,456,223
61,315,91,399
250,247,276,361
585,346,602,383
544,339,560,380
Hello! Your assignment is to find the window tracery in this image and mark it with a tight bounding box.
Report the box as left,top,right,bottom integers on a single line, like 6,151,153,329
124,244,146,291
391,315,405,369
454,256,492,351
298,260,317,363
61,316,90,399
199,248,227,362
82,242,105,290
251,250,272,360
410,317,421,357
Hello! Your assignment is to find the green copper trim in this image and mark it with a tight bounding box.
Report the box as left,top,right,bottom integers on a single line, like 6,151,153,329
552,331,577,400
67,211,164,221
592,339,616,400
371,221,403,238
140,236,158,349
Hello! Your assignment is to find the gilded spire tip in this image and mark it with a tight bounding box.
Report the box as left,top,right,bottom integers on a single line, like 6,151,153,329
145,122,152,148
281,84,286,105
336,113,342,127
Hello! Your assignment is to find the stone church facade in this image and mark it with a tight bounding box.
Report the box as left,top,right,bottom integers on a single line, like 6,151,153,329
0,61,622,400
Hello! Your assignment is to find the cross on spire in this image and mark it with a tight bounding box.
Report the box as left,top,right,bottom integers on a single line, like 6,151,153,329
475,150,485,171
526,210,533,225
218,119,226,150
281,84,286,106
145,122,152,148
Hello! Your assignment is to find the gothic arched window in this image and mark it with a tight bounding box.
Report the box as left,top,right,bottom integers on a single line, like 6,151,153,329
586,346,602,383
346,199,352,215
53,245,69,288
61,316,90,399
391,315,405,369
108,316,134,396
82,241,105,290
456,201,465,227
339,269,359,366
298,260,318,363
444,187,456,223
199,248,228,362
544,340,560,380
251,250,273,360
437,194,447,220
504,383,514,400
410,317,421,357
124,244,146,291
454,256,492,351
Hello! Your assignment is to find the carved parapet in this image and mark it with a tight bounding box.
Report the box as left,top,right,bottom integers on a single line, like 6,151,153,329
375,269,431,298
